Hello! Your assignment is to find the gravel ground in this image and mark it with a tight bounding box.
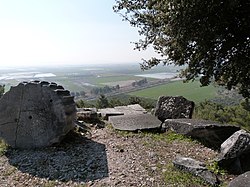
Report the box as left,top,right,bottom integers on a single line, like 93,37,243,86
0,125,235,187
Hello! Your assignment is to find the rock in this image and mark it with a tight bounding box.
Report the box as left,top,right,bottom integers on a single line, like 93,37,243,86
228,171,250,187
77,108,98,121
173,156,219,186
118,104,147,114
0,81,76,149
154,96,194,122
109,114,162,131
99,104,147,120
164,119,240,149
98,108,124,120
216,130,250,174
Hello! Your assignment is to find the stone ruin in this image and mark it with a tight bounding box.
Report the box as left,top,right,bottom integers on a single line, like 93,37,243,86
154,96,195,122
1,82,248,185
100,95,249,186
0,81,76,149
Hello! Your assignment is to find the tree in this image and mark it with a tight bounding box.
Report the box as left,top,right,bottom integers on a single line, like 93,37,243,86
114,0,250,98
115,84,120,90
96,94,109,108
0,85,5,98
129,96,141,104
194,100,250,130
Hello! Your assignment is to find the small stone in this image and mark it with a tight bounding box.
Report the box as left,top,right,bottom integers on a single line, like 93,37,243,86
149,178,155,182
119,149,125,153
151,167,157,171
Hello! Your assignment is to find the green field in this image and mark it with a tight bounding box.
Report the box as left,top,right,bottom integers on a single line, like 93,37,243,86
128,80,218,103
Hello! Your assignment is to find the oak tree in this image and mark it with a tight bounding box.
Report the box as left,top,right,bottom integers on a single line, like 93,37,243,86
114,0,250,97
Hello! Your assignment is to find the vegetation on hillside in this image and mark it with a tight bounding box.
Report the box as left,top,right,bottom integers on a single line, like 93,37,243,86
77,91,250,130
76,94,156,110
0,85,4,98
114,0,250,98
194,100,250,130
90,85,120,95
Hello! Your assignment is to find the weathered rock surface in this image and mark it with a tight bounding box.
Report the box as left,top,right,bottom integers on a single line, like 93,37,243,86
228,171,250,187
98,108,124,120
216,130,250,174
0,81,76,149
164,119,240,149
173,156,219,186
109,114,162,131
154,96,194,122
99,104,147,120
77,108,98,121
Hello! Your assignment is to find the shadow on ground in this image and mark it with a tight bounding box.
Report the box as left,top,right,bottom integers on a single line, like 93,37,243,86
6,131,109,183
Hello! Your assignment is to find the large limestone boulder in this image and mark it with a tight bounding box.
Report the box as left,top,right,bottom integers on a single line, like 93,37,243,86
0,81,76,149
216,130,250,174
173,156,219,186
164,119,240,149
228,171,250,187
154,96,194,122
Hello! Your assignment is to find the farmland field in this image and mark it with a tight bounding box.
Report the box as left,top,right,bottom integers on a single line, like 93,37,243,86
128,80,218,103
88,75,142,86
0,63,177,92
0,64,219,104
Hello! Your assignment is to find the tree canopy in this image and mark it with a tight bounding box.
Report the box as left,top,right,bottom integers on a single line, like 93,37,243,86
114,0,250,98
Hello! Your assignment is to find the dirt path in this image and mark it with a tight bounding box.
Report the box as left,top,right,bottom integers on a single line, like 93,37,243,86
0,126,234,187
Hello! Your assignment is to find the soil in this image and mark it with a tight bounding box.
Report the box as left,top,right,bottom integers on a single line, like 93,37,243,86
0,124,236,187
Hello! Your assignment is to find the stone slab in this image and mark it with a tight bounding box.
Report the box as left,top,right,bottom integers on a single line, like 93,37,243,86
216,130,250,174
99,104,147,120
173,156,219,186
109,114,162,131
98,108,124,120
115,104,147,114
164,119,240,149
228,171,250,187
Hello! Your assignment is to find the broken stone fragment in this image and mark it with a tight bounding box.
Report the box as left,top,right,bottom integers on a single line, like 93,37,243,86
216,130,250,174
77,108,98,121
109,114,162,131
173,156,219,186
228,171,250,187
0,81,76,149
164,119,240,149
154,96,195,122
98,104,147,120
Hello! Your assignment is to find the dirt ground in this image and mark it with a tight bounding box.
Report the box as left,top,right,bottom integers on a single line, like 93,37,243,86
0,125,235,187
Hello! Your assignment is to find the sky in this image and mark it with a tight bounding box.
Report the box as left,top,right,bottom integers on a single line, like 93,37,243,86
0,0,157,67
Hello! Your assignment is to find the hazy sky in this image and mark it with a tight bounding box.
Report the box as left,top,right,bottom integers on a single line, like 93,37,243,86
0,0,156,67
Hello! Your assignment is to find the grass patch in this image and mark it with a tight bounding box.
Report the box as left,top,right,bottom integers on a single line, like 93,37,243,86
163,164,209,187
113,129,195,145
42,180,57,187
128,80,218,103
114,129,137,138
144,131,194,143
0,139,8,156
207,161,227,176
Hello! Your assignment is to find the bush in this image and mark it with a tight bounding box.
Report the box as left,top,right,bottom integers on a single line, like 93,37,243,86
194,100,250,130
